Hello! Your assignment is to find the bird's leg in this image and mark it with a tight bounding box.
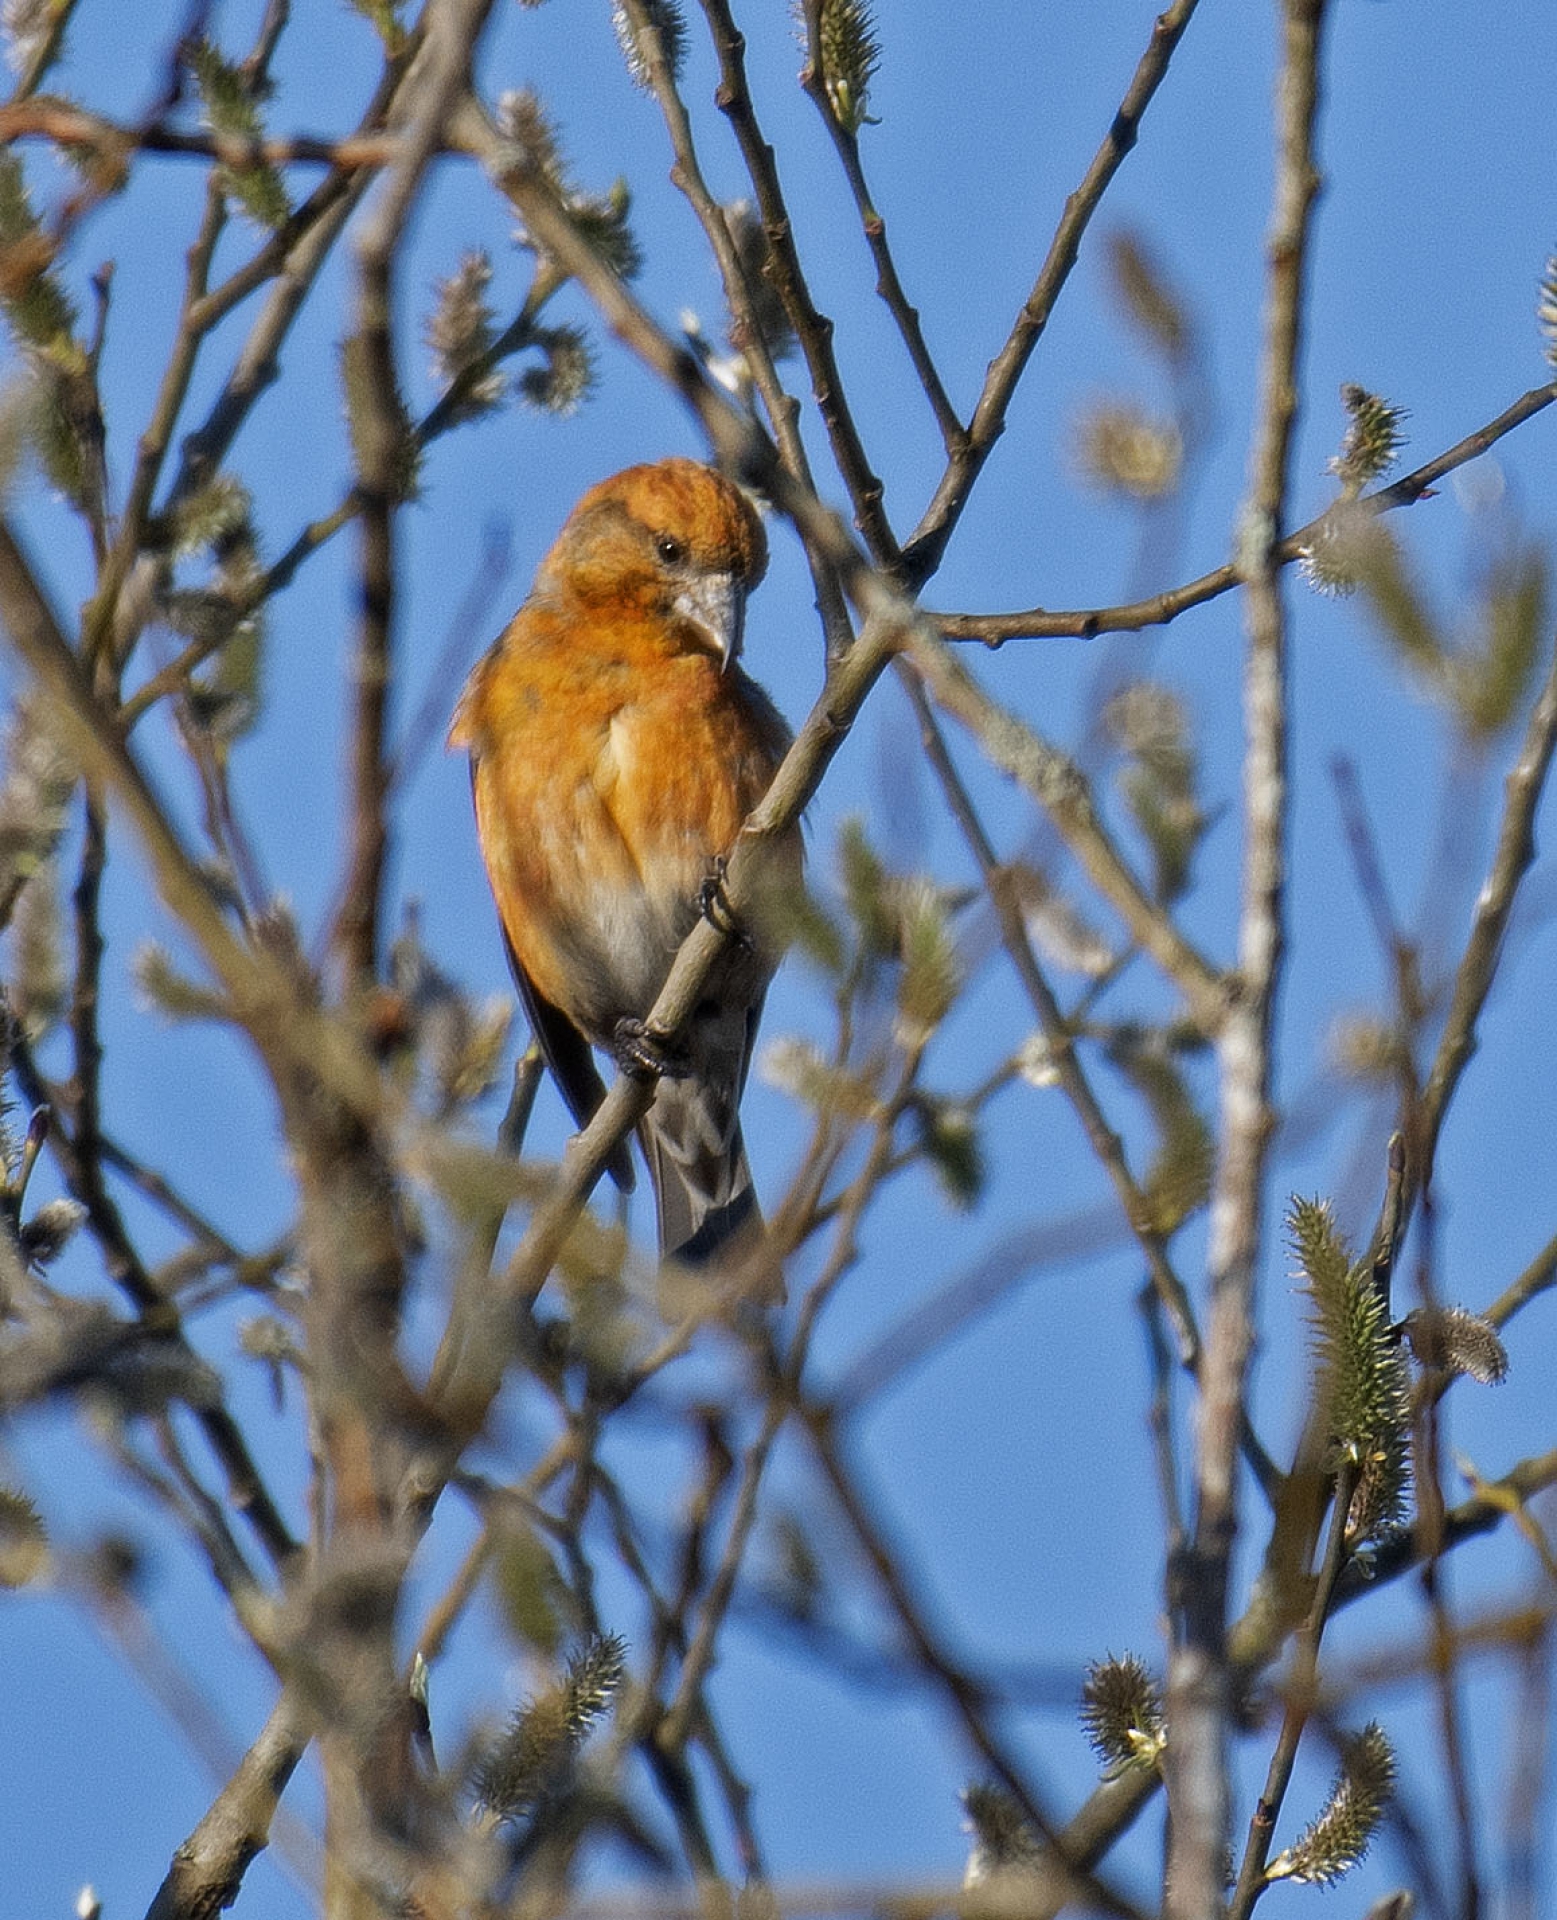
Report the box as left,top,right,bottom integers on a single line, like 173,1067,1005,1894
698,856,754,949
612,1017,691,1080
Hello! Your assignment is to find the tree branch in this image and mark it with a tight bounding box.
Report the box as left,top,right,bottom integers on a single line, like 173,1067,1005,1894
906,625,1228,1033
901,0,1202,587
934,382,1557,644
1166,4,1330,1911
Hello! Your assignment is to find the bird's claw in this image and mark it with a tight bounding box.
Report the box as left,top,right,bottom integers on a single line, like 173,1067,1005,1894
613,1017,691,1080
699,857,753,949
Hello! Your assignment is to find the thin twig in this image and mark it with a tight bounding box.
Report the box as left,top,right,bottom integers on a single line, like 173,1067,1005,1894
1503,1626,1552,1920
1142,1282,1187,1550
1333,1447,1557,1608
1412,626,1557,1210
934,382,1557,644
1485,1225,1557,1330
85,175,228,675
95,1131,253,1272
901,0,1202,587
1227,1461,1358,1920
798,65,962,456
9,939,300,1579
0,96,402,169
618,0,854,662
546,1414,724,1881
84,15,385,676
591,1465,769,1880
696,0,898,569
0,517,386,1115
657,1040,930,1752
978,1445,1557,1918
798,1401,1144,1919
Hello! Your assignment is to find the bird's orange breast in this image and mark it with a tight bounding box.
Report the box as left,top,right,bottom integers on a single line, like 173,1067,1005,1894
456,600,792,1036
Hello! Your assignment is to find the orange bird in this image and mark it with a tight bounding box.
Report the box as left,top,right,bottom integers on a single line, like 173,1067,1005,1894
451,458,799,1264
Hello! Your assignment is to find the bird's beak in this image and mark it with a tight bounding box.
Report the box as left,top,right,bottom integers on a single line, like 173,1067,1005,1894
673,572,745,672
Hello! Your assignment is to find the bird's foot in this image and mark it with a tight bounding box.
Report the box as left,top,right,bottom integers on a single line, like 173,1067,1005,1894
612,1017,691,1080
699,857,753,949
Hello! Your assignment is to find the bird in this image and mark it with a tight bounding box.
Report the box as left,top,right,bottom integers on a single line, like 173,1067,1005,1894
450,457,801,1269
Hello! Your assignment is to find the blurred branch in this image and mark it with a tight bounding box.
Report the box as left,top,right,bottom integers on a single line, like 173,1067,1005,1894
598,1459,771,1881
89,176,228,673
1228,1461,1358,1919
0,518,382,1111
798,1398,1145,1919
1505,1628,1553,1920
97,1133,267,1278
586,1442,752,1878
832,1193,1126,1412
85,27,413,674
905,627,1227,1032
1486,1225,1557,1329
999,1449,1557,1917
3,0,80,100
1335,1447,1557,1605
657,1037,932,1754
0,805,298,1590
1411,624,1557,1210
906,675,1205,1359
1323,1599,1551,1696
333,0,490,988
0,95,403,169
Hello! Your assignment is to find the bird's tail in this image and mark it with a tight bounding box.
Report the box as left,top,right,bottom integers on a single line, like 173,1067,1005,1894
639,1081,783,1300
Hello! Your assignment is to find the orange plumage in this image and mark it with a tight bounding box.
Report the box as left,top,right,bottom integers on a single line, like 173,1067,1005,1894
451,458,799,1264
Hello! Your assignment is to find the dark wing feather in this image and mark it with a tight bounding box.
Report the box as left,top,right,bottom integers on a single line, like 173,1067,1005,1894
501,926,636,1192
463,754,634,1191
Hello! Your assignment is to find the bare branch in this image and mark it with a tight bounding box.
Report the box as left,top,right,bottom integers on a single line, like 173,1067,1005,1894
797,47,962,457
143,1695,315,1920
934,382,1557,645
1167,4,1331,1911
1413,626,1557,1205
697,0,899,567
902,0,1202,587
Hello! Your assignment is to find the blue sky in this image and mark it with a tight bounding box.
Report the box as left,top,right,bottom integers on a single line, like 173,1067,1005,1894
4,1,1557,1915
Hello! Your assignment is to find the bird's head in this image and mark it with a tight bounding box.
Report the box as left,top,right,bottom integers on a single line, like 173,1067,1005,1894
540,457,769,671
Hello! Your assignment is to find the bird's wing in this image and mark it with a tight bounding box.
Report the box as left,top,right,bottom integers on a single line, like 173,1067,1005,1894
499,924,635,1192
735,986,767,1102
469,760,636,1193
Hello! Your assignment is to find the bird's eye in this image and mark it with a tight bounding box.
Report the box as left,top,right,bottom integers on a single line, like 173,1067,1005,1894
655,535,687,567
